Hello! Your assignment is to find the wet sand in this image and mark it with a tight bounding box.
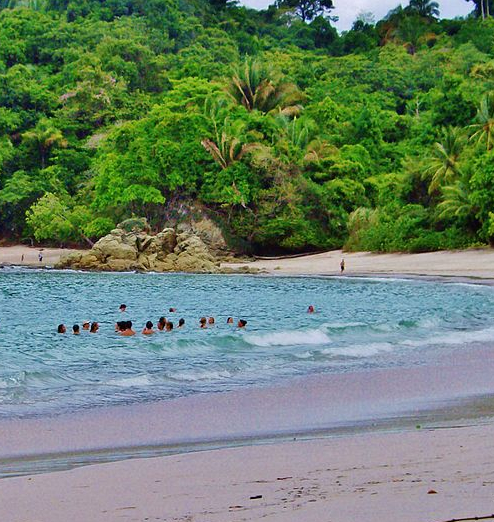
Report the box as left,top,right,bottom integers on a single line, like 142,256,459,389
1,345,494,520
2,246,494,520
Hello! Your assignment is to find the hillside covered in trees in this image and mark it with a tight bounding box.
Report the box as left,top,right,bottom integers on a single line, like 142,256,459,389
1,0,494,253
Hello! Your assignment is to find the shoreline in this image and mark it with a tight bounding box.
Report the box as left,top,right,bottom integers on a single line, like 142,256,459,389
3,249,494,520
2,245,494,280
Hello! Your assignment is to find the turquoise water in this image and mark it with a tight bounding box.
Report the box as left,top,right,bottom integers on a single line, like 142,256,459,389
1,268,494,419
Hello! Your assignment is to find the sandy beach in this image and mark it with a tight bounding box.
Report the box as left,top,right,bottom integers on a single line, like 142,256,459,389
0,245,83,267
225,247,494,279
2,246,494,521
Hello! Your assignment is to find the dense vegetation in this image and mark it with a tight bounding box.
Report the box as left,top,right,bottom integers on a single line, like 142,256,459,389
1,0,494,253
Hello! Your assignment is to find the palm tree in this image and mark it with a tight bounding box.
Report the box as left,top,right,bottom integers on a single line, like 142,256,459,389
393,15,426,55
22,119,67,169
227,58,303,115
469,93,494,150
437,181,473,220
423,127,465,194
407,0,440,18
201,118,258,170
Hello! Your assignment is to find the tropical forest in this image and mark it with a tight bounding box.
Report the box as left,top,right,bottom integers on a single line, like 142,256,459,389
0,0,494,254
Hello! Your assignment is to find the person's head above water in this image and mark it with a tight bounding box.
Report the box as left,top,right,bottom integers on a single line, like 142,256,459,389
199,317,207,328
57,324,66,334
208,316,215,325
119,304,127,312
145,320,153,329
82,321,90,330
72,324,80,334
237,319,247,328
166,321,173,331
169,307,176,313
157,317,166,330
90,322,99,333
178,318,185,327
227,317,234,324
307,305,315,313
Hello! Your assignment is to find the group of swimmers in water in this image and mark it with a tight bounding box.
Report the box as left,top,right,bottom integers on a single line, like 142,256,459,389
57,304,248,335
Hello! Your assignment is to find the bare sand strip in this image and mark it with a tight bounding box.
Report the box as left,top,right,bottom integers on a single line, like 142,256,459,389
1,245,494,279
224,248,494,279
0,245,83,267
1,424,494,522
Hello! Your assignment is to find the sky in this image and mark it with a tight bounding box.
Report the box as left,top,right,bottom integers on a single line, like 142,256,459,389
237,0,474,32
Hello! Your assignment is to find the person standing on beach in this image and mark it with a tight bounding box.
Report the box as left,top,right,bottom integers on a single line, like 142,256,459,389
340,258,345,273
38,252,43,263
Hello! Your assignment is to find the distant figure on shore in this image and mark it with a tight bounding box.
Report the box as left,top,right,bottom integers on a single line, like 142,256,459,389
227,317,234,324
90,322,99,333
166,321,174,331
120,320,136,336
119,304,127,313
208,316,215,325
82,321,90,331
200,317,207,329
157,317,167,331
340,258,345,273
21,254,24,262
307,305,315,313
57,324,66,334
142,321,155,335
237,319,247,328
178,318,185,328
169,307,176,313
72,324,80,335
38,252,43,263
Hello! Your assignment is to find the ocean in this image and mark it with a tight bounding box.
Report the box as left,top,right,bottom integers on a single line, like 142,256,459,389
1,268,493,419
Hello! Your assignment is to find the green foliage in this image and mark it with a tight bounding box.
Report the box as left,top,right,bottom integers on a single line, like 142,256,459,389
0,0,493,253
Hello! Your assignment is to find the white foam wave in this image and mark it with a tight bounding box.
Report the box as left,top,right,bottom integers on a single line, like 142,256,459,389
294,351,313,359
322,342,394,358
169,369,232,382
401,326,494,348
107,375,153,387
245,329,331,347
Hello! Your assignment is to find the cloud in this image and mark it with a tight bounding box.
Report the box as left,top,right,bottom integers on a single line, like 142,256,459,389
238,0,473,31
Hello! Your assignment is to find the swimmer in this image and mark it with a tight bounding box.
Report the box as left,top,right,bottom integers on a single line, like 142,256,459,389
340,258,345,273
142,321,155,335
73,324,80,335
208,317,215,325
169,307,176,313
227,317,234,324
119,304,127,312
82,321,90,331
178,318,185,328
237,319,247,328
90,322,99,333
166,321,174,331
307,305,315,313
115,321,125,332
199,317,207,329
57,324,66,334
157,317,167,331
120,320,136,336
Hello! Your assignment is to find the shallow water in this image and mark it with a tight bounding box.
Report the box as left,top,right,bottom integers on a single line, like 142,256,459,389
1,268,494,419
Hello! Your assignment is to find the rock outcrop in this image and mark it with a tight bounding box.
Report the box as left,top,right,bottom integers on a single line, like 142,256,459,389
56,218,221,273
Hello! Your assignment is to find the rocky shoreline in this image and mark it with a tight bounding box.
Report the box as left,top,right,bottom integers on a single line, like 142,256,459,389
55,217,257,274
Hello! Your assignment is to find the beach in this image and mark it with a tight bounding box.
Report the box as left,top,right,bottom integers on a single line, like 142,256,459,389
1,247,494,521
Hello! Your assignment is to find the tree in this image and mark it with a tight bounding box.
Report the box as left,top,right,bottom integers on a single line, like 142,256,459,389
407,0,440,19
227,58,303,115
275,0,334,22
469,92,494,150
466,0,493,19
21,119,67,169
423,127,465,194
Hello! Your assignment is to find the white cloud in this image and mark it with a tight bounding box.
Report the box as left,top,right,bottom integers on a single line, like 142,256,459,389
237,0,473,31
